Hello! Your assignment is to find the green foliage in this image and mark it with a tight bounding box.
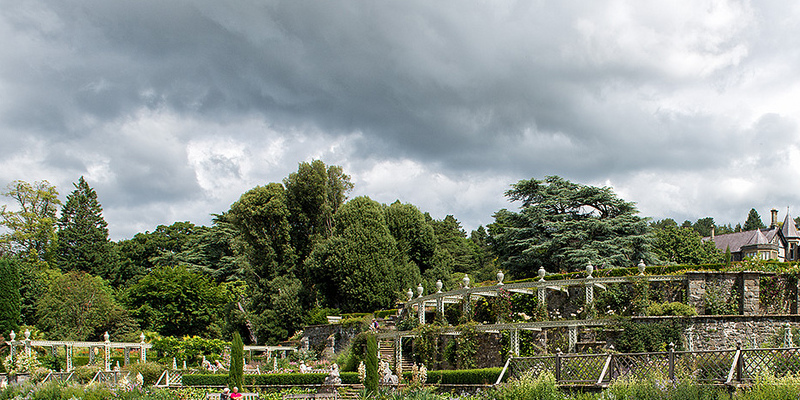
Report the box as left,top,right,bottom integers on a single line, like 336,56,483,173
488,370,560,400
0,258,20,333
443,323,479,369
55,177,115,277
412,324,443,368
284,160,353,263
36,270,122,340
702,281,739,315
364,333,378,393
124,265,229,337
614,319,685,353
491,176,652,276
0,180,61,267
150,336,229,365
652,226,722,265
304,307,341,325
184,372,360,386
385,201,435,279
306,196,401,313
123,361,167,385
645,302,698,316
228,331,244,390
745,208,767,231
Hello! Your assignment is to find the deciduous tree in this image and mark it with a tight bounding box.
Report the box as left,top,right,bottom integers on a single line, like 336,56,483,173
652,226,722,265
36,271,119,340
0,180,60,266
306,196,401,312
124,265,229,337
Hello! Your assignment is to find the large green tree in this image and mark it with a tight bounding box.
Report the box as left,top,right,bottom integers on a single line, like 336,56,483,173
0,258,20,334
284,160,353,262
55,177,115,276
744,208,766,231
490,176,652,276
227,184,296,281
652,226,722,265
114,221,204,287
0,180,60,267
306,196,401,312
36,271,120,340
124,265,229,337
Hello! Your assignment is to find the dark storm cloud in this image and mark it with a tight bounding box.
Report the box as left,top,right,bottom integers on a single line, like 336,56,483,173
2,0,799,238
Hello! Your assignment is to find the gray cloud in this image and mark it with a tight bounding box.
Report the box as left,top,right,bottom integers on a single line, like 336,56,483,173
1,0,799,239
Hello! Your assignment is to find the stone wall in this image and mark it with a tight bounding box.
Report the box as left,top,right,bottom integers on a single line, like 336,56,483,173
302,324,362,357
617,315,800,351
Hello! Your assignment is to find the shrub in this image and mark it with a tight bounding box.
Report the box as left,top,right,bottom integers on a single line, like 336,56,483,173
124,361,166,385
184,372,361,386
645,302,698,317
228,332,244,390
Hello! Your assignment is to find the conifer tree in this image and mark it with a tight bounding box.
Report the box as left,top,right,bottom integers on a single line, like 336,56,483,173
55,177,114,276
744,208,766,231
228,331,244,391
0,258,20,334
365,333,378,394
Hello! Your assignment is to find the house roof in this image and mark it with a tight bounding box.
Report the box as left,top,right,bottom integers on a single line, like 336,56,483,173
706,227,779,253
783,212,799,238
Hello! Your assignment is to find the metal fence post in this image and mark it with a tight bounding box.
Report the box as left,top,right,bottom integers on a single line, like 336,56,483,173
668,342,675,381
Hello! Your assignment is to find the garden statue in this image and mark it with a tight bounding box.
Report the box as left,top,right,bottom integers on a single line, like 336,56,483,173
320,363,341,393
379,360,399,385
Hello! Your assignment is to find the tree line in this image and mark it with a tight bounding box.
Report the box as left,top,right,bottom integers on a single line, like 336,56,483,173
0,164,788,344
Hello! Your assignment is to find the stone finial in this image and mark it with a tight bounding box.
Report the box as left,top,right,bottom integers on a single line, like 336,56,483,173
9,330,15,341
638,260,646,275
406,288,414,301
416,283,424,298
538,267,546,281
586,263,594,279
462,274,470,289
435,280,443,293
140,332,146,343
497,270,505,285
104,331,110,343
24,329,30,340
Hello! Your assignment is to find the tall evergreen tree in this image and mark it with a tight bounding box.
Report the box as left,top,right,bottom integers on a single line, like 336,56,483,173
490,176,652,275
0,258,20,334
744,208,766,231
228,331,244,391
55,177,114,276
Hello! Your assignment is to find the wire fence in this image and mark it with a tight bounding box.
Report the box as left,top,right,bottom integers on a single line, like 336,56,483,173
506,345,800,386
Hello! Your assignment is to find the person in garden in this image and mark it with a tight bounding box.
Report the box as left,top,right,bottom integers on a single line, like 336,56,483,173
230,387,242,399
220,387,230,400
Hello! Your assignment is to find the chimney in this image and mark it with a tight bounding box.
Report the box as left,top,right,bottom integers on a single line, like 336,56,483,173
771,209,779,228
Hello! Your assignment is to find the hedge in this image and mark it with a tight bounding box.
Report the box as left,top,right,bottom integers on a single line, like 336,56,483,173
183,372,360,386
183,369,502,386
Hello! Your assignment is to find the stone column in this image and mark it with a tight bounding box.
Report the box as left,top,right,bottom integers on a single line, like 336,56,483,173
436,297,444,319
510,329,520,356
66,345,73,372
418,303,426,325
568,326,577,353
89,347,96,365
140,333,147,363
104,332,111,371
741,272,760,315
585,282,594,305
538,287,546,307
462,295,471,319
124,348,131,366
394,337,402,370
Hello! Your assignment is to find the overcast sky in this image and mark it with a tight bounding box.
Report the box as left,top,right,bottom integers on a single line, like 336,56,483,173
2,0,800,241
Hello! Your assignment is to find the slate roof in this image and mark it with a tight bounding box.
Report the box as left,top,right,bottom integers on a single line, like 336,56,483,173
783,212,799,238
705,228,779,253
